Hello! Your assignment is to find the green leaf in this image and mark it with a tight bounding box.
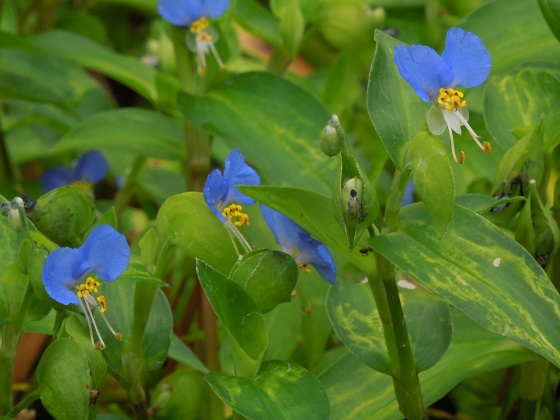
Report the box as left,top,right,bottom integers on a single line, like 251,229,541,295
30,30,171,104
230,250,298,314
270,0,304,58
234,0,282,46
409,132,455,238
197,260,268,377
29,186,96,245
205,360,330,419
96,279,172,373
167,334,209,374
484,67,560,149
156,192,237,274
327,279,452,374
36,338,91,420
538,0,560,42
178,72,334,194
367,30,428,170
52,108,184,160
263,299,302,361
461,0,560,75
370,203,560,368
64,315,108,387
320,310,538,419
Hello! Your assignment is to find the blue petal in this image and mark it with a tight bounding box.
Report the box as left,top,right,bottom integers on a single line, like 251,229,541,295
203,169,228,221
42,248,90,305
41,168,74,192
442,28,491,88
158,0,204,26
221,149,260,206
296,235,336,284
73,151,109,183
401,180,415,206
394,44,453,103
260,204,303,252
80,225,130,282
204,0,230,18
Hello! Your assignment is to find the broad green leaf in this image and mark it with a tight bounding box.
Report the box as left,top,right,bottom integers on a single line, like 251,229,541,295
461,0,560,75
0,49,94,115
230,249,298,314
30,186,95,246
484,67,560,149
205,360,330,419
151,369,206,420
197,260,268,377
367,30,428,170
52,109,184,160
234,0,282,46
263,299,302,361
157,192,237,274
0,207,24,274
370,203,560,368
178,72,334,195
238,185,375,273
410,132,454,238
64,315,107,387
270,0,304,58
96,279,172,373
167,334,209,374
30,30,169,104
538,0,560,42
36,338,91,420
327,279,452,374
320,310,538,419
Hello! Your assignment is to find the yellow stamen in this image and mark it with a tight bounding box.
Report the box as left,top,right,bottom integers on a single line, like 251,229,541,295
484,142,492,154
97,295,107,313
190,17,209,34
77,284,89,298
221,204,250,226
459,151,465,165
299,263,311,274
86,277,100,293
438,88,466,111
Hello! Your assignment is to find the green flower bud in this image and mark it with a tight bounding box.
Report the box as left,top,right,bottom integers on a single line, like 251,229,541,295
321,115,343,156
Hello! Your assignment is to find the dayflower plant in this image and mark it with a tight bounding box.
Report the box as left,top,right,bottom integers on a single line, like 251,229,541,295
41,150,109,192
42,224,130,349
203,149,260,253
261,204,336,284
158,0,230,75
394,28,492,163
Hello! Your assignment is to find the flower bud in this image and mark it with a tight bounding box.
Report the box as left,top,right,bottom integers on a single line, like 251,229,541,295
321,115,343,157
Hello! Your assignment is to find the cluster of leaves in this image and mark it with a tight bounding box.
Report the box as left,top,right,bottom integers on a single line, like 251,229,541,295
1,0,560,419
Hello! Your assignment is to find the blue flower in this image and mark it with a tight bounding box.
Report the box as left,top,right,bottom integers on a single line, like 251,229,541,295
394,28,492,163
204,149,260,225
158,0,229,75
42,224,130,348
41,150,109,192
158,0,229,27
261,205,336,285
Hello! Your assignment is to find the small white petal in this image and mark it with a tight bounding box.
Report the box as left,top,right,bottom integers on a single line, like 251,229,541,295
426,106,446,135
442,109,462,134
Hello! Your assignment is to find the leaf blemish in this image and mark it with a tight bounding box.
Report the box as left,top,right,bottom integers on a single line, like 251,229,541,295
493,257,502,267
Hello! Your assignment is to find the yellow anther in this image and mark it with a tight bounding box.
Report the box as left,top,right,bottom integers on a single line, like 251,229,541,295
299,263,311,274
197,32,213,43
484,142,492,154
190,17,209,34
97,296,107,313
438,88,466,111
86,277,100,293
459,151,466,165
222,204,250,226
77,283,89,298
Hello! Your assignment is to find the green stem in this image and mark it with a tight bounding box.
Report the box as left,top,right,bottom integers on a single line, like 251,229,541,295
113,156,146,219
266,47,290,75
5,388,41,418
0,111,14,183
366,254,424,419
